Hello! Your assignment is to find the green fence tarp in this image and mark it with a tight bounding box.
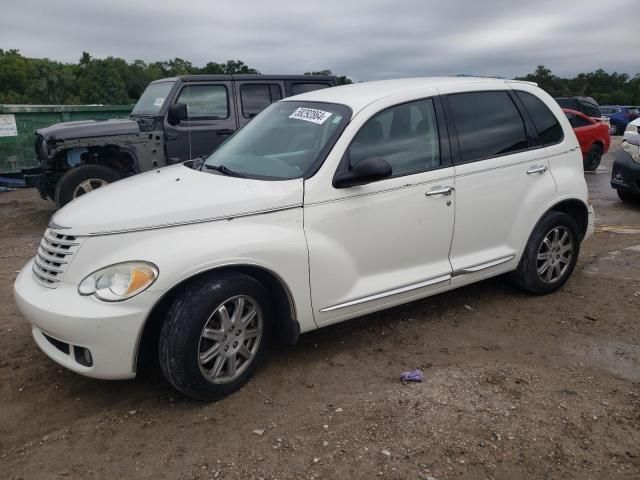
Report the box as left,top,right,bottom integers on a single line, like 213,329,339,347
0,104,133,173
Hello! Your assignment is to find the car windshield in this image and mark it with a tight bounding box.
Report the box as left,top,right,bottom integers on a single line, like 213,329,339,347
131,81,175,115
202,101,351,180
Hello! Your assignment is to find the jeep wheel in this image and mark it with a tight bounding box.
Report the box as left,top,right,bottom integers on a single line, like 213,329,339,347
55,165,121,208
159,272,274,401
510,211,580,295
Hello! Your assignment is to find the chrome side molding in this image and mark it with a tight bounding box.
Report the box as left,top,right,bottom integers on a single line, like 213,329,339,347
453,255,515,276
320,274,451,312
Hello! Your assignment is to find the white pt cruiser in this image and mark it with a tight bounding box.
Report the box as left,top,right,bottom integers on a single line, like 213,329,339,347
15,78,594,401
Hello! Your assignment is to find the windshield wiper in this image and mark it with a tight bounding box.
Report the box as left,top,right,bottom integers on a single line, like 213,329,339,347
204,164,246,178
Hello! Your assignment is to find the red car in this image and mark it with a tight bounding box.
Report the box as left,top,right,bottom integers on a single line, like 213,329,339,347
563,109,611,171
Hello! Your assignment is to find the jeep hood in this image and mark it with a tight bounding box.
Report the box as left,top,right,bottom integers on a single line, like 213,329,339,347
50,164,303,236
37,118,140,141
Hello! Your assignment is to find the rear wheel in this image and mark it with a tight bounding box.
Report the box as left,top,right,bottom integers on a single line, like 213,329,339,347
159,272,273,401
583,144,602,171
609,123,619,136
55,164,121,208
510,211,580,295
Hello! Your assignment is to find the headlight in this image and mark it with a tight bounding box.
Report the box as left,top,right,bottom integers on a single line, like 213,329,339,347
623,140,640,164
78,262,158,301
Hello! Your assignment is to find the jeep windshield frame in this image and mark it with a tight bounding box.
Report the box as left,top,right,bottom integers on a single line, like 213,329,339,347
202,101,352,181
131,81,176,116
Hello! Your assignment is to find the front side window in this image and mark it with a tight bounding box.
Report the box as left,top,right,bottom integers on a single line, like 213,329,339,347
291,83,331,95
240,84,282,118
131,81,175,115
203,101,350,180
448,91,528,163
176,84,228,119
515,91,563,145
348,99,441,177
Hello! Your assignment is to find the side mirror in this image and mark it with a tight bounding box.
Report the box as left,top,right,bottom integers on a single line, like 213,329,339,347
333,157,392,188
167,103,188,126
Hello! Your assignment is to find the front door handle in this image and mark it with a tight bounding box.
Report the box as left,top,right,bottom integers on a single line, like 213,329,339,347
425,186,455,196
527,165,548,175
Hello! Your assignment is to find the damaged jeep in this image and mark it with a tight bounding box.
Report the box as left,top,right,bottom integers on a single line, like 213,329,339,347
30,74,336,207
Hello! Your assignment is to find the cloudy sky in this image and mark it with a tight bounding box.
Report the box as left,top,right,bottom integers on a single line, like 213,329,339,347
1,0,638,81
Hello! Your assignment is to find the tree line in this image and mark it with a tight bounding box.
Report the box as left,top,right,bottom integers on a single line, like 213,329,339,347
0,49,352,105
1,50,638,106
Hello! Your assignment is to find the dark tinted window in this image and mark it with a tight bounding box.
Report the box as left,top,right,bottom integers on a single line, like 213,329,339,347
291,83,331,95
564,112,592,128
516,91,563,145
176,84,228,119
555,98,578,110
240,84,282,118
448,91,528,162
349,99,440,177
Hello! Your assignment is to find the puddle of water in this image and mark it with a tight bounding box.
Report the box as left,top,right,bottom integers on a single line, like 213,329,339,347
565,339,640,382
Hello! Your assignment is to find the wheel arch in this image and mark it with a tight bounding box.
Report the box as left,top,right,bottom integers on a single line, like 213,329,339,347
135,264,299,375
545,198,589,241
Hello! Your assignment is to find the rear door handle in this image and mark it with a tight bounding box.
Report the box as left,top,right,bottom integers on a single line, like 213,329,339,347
425,186,455,196
526,165,548,175
217,129,235,136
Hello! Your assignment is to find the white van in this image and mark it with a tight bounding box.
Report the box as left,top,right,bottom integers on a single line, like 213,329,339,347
14,78,594,401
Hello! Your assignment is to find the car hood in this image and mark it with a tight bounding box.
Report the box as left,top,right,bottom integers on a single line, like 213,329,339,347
37,118,140,141
50,164,304,236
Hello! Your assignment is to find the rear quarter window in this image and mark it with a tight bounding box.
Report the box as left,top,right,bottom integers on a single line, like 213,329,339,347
291,83,331,95
515,91,564,145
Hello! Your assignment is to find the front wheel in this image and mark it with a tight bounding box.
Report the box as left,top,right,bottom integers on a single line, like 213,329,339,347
55,164,121,208
159,272,273,401
510,211,580,295
617,189,640,204
583,144,602,171
609,123,619,136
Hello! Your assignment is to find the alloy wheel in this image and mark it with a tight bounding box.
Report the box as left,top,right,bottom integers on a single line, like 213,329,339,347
73,178,108,198
197,295,263,384
536,226,574,283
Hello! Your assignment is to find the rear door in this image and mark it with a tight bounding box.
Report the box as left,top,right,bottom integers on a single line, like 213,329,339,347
164,81,236,162
441,86,559,283
234,80,284,128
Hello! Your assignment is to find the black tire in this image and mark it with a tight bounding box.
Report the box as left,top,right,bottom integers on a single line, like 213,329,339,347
617,189,640,204
54,165,121,208
159,272,274,401
510,211,580,295
583,144,602,171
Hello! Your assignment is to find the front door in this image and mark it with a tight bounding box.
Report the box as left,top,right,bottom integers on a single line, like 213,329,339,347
304,97,456,325
164,81,236,163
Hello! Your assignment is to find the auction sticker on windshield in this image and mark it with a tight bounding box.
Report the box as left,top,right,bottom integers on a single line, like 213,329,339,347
289,107,332,124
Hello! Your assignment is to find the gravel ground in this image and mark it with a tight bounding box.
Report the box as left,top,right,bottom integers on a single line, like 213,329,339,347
0,137,639,479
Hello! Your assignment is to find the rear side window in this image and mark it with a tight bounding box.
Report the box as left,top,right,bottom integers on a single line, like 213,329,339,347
564,112,592,128
291,83,331,95
580,102,601,118
348,98,440,177
447,91,528,163
176,84,228,119
515,91,563,145
240,84,282,118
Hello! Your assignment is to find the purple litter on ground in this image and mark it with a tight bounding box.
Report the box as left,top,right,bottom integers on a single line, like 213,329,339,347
400,369,423,382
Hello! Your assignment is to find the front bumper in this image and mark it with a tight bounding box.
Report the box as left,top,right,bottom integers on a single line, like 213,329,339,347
610,150,640,195
14,259,161,379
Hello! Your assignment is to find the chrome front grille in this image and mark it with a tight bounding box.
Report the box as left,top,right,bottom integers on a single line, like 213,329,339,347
33,229,80,287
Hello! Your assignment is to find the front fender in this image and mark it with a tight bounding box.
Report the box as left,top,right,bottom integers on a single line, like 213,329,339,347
62,207,315,333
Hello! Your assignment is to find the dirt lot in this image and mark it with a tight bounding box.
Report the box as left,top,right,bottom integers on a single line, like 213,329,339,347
1,138,639,480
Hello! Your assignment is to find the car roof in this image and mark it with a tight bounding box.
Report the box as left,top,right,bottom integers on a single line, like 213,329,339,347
286,77,536,114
